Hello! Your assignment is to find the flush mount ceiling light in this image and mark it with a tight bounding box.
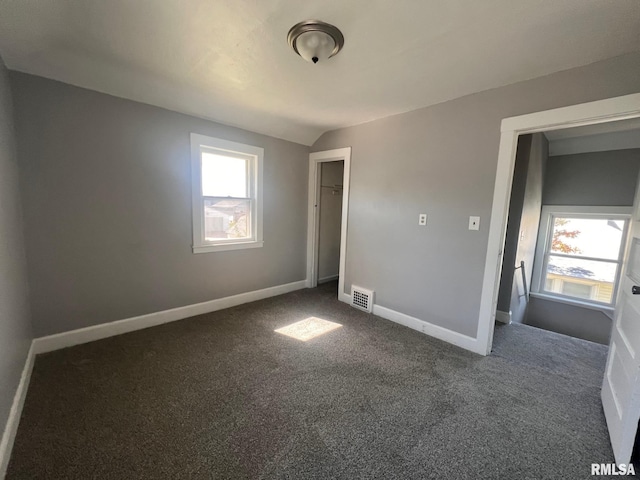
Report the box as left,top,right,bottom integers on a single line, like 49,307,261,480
287,20,344,64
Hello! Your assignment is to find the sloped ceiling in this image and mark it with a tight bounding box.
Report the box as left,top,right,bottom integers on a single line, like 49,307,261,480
546,118,640,156
0,0,639,145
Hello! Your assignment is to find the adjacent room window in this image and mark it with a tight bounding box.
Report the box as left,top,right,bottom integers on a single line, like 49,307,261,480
190,133,263,253
532,206,631,306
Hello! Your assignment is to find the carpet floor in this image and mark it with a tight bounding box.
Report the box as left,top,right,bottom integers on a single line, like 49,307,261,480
7,281,623,479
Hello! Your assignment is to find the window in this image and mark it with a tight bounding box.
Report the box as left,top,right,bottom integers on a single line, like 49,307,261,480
560,281,594,300
532,206,631,307
191,134,263,253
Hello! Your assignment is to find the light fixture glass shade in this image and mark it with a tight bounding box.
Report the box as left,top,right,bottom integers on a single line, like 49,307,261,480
295,30,336,64
287,20,344,64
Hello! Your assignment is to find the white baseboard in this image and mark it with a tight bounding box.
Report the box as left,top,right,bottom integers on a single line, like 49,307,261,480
339,294,484,355
33,280,307,354
318,274,339,284
495,310,512,324
1,279,307,476
0,344,35,478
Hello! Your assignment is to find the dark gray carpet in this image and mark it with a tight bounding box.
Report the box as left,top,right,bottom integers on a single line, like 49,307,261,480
8,281,622,479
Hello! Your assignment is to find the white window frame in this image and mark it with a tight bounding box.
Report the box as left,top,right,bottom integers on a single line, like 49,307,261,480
531,205,632,310
190,133,263,254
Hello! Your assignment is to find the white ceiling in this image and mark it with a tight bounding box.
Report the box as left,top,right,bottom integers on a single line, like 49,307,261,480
0,1,639,146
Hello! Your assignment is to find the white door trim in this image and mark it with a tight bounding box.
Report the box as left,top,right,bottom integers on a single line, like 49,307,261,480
306,147,351,302
477,92,640,355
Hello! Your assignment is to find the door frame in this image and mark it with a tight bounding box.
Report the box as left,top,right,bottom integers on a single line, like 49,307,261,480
306,147,352,300
477,93,640,355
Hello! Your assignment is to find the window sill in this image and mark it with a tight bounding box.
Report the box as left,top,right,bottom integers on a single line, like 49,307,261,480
529,292,614,315
193,240,263,254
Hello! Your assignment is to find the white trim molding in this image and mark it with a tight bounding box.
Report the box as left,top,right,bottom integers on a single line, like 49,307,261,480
33,280,307,354
343,294,484,355
495,310,512,324
529,292,614,316
0,279,307,474
306,147,352,300
477,92,640,356
530,205,631,310
0,344,35,478
190,133,264,254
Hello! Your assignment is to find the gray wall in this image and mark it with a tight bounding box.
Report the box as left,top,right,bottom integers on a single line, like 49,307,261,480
498,133,547,324
11,72,309,337
312,51,640,339
0,61,32,446
318,161,344,282
527,297,611,345
497,135,532,316
543,149,640,206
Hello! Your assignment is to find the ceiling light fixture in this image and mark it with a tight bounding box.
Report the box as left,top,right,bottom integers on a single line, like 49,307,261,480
287,20,344,64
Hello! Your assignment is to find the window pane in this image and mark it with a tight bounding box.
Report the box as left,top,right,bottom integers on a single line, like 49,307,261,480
550,217,624,260
544,278,555,291
544,255,617,303
201,152,247,197
204,198,251,240
561,282,593,300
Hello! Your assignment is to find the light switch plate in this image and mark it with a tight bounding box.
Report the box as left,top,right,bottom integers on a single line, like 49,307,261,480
418,213,427,226
469,216,480,230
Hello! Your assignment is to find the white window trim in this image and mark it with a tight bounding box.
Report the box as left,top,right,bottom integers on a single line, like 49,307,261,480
531,205,632,309
190,133,264,254
528,293,614,317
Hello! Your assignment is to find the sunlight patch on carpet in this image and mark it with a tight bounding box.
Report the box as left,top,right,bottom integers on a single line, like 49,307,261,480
275,317,342,341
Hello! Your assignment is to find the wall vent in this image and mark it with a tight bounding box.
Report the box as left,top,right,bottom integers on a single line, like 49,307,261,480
351,285,374,313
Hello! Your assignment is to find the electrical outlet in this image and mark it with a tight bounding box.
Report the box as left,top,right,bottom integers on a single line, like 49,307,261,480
418,213,427,226
469,216,480,230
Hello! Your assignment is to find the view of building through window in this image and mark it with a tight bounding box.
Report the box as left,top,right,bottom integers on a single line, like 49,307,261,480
201,151,251,240
543,217,626,304
203,199,250,240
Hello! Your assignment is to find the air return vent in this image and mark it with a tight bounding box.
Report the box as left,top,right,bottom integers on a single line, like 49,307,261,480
351,285,374,313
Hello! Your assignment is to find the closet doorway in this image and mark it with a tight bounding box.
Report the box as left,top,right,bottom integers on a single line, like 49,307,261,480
306,148,351,299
